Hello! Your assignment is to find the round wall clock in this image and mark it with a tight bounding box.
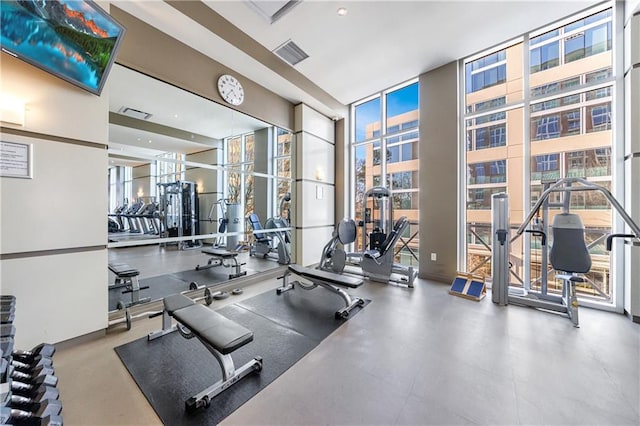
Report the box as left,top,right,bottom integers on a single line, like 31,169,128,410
217,74,244,106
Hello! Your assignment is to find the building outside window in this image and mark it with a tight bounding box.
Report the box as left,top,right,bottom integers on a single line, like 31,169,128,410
225,133,255,218
274,127,292,221
352,80,419,267
462,4,615,304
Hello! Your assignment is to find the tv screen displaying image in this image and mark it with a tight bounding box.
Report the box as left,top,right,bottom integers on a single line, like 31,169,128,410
1,0,126,96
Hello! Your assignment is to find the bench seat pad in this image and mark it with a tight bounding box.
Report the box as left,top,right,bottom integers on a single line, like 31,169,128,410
202,248,238,258
289,264,363,288
172,303,253,354
164,293,196,314
108,263,140,277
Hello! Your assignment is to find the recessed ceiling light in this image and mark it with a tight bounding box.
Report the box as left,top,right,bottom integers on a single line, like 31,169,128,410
174,114,179,118
148,140,152,144
337,7,347,16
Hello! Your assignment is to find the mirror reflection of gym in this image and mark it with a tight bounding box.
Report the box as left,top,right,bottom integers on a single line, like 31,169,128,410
106,65,294,315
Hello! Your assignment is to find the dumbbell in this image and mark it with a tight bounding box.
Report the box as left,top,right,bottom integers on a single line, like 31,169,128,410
0,312,15,321
12,344,55,363
9,383,59,403
188,282,229,306
9,370,57,388
0,405,63,425
12,363,54,378
5,397,62,417
9,380,59,401
12,357,53,371
0,325,15,339
2,361,55,384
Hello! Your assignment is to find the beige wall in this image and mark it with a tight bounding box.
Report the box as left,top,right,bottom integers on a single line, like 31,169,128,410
418,62,459,282
0,54,109,347
111,6,295,132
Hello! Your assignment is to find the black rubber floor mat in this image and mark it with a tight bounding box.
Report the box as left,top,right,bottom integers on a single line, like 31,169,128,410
108,274,189,311
115,288,368,425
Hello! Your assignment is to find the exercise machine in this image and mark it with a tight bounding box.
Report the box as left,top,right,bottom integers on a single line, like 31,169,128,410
148,293,262,412
320,214,417,287
491,177,640,326
157,181,202,250
108,263,150,309
195,248,247,279
277,264,365,319
207,198,243,250
248,193,292,265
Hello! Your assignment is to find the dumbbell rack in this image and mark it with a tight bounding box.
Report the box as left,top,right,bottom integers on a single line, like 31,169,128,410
1,295,63,425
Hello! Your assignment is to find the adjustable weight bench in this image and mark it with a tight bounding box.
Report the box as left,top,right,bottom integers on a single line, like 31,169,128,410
108,263,150,308
154,293,262,412
196,248,247,279
277,264,365,319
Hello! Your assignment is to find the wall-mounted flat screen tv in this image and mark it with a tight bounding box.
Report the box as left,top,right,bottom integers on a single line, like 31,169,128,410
1,0,126,96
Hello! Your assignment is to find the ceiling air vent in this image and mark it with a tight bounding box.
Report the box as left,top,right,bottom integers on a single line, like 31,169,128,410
246,1,301,24
273,40,309,66
118,107,153,120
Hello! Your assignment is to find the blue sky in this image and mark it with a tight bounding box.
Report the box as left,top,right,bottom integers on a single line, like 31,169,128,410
355,82,418,141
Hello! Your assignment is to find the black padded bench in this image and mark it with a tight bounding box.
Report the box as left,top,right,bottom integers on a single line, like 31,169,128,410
108,263,150,309
153,293,262,412
277,264,365,319
196,248,247,279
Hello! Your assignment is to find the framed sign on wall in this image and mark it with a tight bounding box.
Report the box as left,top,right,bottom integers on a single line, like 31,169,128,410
1,140,33,178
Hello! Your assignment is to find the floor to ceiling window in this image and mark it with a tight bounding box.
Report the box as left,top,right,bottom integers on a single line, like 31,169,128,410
462,4,616,305
225,132,255,218
351,80,419,267
273,127,292,221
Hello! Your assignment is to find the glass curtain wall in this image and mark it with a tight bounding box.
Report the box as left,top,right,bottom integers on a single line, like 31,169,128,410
351,80,420,267
156,152,185,184
462,5,615,304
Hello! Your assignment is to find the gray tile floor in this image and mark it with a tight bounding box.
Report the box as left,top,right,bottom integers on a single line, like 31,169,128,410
55,246,640,425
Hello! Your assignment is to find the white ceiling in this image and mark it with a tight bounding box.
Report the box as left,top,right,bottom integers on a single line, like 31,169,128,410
108,64,270,159
107,0,600,158
205,0,600,107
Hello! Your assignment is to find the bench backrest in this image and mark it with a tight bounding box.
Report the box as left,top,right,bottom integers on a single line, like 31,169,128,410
247,213,267,240
377,216,409,256
549,213,591,274
336,218,357,245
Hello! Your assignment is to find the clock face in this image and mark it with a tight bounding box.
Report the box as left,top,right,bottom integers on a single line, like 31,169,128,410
217,74,244,106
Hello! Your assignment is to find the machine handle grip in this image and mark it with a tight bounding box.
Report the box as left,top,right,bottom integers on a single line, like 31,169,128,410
496,229,508,246
606,234,635,251
525,229,546,246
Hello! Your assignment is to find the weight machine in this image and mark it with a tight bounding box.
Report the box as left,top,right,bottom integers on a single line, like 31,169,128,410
320,186,417,287
248,193,292,264
157,181,202,250
208,198,242,250
491,177,640,327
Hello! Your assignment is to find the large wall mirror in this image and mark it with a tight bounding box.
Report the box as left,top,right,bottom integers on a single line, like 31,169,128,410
106,64,294,313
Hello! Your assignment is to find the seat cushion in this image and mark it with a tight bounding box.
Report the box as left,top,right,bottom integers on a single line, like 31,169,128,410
164,293,195,314
108,263,140,277
289,264,363,288
202,248,238,258
173,304,253,354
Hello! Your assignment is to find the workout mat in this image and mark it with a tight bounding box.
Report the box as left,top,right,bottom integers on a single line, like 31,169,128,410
108,274,189,311
170,267,259,286
115,288,368,425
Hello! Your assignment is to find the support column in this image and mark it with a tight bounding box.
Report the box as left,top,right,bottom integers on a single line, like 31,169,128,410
293,104,336,266
624,10,640,322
